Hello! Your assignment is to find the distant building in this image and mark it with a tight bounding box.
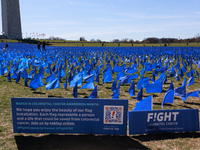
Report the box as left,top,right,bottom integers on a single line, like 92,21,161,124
1,0,22,39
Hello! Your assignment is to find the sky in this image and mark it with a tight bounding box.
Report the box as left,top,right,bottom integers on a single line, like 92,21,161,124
0,0,200,41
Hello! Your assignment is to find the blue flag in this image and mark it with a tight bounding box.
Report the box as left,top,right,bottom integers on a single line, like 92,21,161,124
196,70,199,80
111,90,120,99
103,73,112,84
120,75,131,85
70,73,82,87
187,76,194,86
46,78,60,90
116,71,125,80
162,90,174,109
80,81,95,89
127,67,137,74
137,77,150,90
73,81,78,98
182,77,187,86
96,73,99,84
111,78,117,92
146,82,162,93
16,72,20,83
175,72,180,81
46,73,56,83
63,80,67,89
7,71,11,82
89,85,98,98
112,65,123,73
128,80,135,97
132,95,152,111
175,85,186,100
12,72,18,79
29,74,44,90
136,87,143,101
167,80,174,92
84,74,95,82
184,91,199,101
152,71,155,82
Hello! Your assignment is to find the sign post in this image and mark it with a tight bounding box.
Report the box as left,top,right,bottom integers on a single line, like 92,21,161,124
129,109,199,135
11,98,128,135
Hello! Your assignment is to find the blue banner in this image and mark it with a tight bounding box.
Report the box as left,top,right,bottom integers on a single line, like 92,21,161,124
11,98,128,135
129,109,199,135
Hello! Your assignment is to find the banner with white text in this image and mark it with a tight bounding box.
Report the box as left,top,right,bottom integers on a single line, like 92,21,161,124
128,109,199,135
12,98,128,135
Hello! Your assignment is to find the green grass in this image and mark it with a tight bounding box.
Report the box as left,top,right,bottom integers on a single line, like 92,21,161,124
0,49,200,150
0,39,19,43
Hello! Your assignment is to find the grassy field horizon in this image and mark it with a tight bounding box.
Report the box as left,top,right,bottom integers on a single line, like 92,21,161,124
0,38,200,47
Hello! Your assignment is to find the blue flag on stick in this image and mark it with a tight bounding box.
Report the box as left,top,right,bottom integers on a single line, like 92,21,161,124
16,72,20,83
167,80,174,92
196,70,199,80
103,73,112,84
80,81,95,89
183,91,199,102
46,78,60,90
120,75,131,85
111,90,120,99
132,95,152,111
29,74,44,90
84,74,95,82
46,73,56,83
146,82,162,93
111,78,117,92
116,71,126,80
73,81,78,98
63,80,67,89
128,80,135,97
136,87,143,101
182,77,187,86
7,71,11,82
175,85,186,100
89,85,98,98
162,90,174,109
187,76,194,86
175,72,180,81
96,73,99,84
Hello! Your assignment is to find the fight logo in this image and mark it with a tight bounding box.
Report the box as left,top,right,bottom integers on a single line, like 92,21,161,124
103,105,123,124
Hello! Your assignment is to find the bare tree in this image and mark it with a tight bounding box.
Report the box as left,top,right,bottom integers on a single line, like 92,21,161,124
195,33,200,43
112,39,120,43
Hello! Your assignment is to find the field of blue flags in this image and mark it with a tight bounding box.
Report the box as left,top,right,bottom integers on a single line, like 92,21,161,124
1,43,200,110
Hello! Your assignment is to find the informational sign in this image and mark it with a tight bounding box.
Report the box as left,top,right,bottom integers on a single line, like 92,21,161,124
11,98,128,135
129,109,199,135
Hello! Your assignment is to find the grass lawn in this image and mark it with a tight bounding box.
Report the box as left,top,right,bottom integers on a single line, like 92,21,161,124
0,44,200,150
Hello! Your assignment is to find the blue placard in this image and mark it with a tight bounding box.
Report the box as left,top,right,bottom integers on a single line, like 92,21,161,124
11,98,128,135
129,109,199,135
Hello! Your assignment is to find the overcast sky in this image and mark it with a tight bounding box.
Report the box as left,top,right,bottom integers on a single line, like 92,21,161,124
1,0,200,41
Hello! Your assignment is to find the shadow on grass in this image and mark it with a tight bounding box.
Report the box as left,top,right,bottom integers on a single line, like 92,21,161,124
153,103,173,107
33,91,46,95
48,95,64,98
78,92,87,95
164,82,171,85
106,87,112,89
178,105,193,109
132,132,200,142
15,134,149,150
152,94,158,97
184,102,200,106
